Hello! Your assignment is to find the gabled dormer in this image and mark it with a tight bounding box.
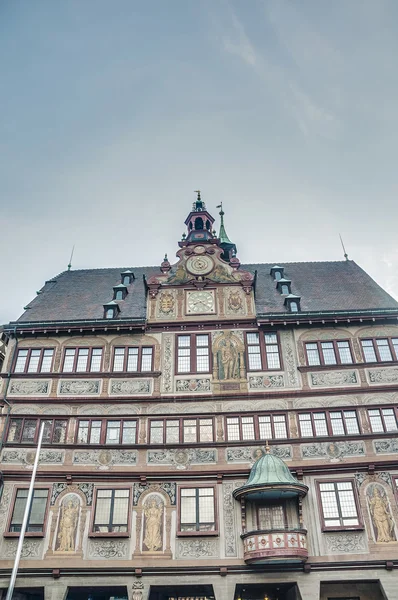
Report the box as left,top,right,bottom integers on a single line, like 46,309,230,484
113,283,128,301
270,265,284,281
103,300,120,319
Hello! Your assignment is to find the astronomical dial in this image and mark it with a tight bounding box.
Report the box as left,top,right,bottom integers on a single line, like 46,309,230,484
186,290,216,314
186,254,214,276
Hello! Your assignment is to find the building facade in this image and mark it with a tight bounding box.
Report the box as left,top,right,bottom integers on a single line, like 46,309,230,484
1,195,398,600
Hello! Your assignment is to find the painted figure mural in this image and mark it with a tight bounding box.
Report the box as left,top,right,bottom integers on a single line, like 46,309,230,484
143,496,164,552
367,484,396,543
56,495,79,552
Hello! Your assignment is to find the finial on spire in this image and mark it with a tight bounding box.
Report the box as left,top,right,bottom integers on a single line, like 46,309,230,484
216,202,224,216
339,234,349,261
193,190,205,211
67,245,75,271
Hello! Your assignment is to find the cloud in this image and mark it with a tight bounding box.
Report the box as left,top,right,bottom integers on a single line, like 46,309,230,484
222,9,256,66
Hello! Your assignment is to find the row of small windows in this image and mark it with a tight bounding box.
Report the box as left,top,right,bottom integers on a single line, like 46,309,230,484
7,479,398,537
12,335,398,376
6,407,398,445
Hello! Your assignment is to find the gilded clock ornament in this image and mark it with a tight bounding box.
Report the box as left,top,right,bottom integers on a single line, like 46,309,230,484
186,255,214,276
186,290,216,314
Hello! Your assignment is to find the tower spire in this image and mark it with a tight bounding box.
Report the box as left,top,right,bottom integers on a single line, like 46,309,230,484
216,203,237,262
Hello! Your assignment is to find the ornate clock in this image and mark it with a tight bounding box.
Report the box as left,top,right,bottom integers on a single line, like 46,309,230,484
186,290,216,314
186,255,214,276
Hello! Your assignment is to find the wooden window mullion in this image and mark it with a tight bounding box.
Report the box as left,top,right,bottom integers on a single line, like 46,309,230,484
333,341,340,365
317,342,324,366
259,335,267,370
325,412,333,436
195,489,200,530
192,335,196,373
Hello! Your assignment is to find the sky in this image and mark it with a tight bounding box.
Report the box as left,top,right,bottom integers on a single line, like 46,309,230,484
1,0,398,324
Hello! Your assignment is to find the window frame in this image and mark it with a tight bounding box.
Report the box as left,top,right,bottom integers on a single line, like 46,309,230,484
13,348,55,374
316,479,363,532
6,417,68,445
61,347,104,373
360,337,398,363
75,418,138,445
245,331,283,372
89,487,131,538
111,345,154,373
224,413,289,442
177,485,218,537
148,417,215,445
5,486,51,538
175,334,212,375
298,409,361,438
304,340,354,367
366,407,398,433
256,502,288,531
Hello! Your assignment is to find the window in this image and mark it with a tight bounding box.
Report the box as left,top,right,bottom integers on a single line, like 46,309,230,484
112,346,154,372
76,419,138,444
177,335,210,374
105,308,115,319
122,276,130,286
361,338,398,363
225,414,288,441
9,488,49,534
281,284,289,295
246,332,281,371
62,348,103,373
367,408,398,433
257,504,286,530
318,480,361,530
298,411,360,437
305,341,353,366
179,487,216,534
115,290,123,300
14,348,54,373
149,418,214,444
92,489,130,534
6,418,67,444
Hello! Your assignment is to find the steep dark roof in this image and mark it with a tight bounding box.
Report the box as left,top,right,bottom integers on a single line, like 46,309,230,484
14,260,398,324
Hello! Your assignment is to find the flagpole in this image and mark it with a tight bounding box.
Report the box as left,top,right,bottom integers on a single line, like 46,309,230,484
6,422,45,600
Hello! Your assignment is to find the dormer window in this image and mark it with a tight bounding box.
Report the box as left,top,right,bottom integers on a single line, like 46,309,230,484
103,301,120,320
120,271,134,286
270,265,284,281
113,284,127,301
284,294,301,313
276,278,291,295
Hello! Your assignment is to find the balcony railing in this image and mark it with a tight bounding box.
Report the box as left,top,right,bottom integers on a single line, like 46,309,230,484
241,528,308,564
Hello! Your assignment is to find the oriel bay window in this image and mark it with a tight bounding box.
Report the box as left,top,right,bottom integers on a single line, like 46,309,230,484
179,487,217,535
257,504,287,530
298,410,360,437
177,334,210,374
76,419,138,444
14,348,54,373
318,480,361,530
367,408,398,433
305,340,353,366
91,489,130,535
149,418,214,444
7,418,67,444
112,346,153,372
246,332,281,371
361,338,398,363
62,347,103,372
225,414,288,441
8,488,49,535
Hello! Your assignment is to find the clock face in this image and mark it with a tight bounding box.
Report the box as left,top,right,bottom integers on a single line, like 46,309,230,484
186,255,214,276
186,290,216,314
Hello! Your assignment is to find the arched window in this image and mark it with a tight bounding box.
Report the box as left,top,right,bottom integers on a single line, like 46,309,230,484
194,217,204,230
105,308,114,319
281,285,289,295
115,291,123,301
274,271,282,281
122,276,130,286
290,301,299,313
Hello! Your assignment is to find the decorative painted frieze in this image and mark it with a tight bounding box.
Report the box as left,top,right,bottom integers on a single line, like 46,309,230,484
309,371,358,387
226,445,292,464
324,532,367,554
51,482,94,506
223,482,237,557
1,449,64,465
176,539,218,559
3,539,43,559
280,330,300,387
147,448,216,469
175,378,211,393
374,439,398,454
367,368,398,384
161,334,173,393
110,379,152,395
224,287,247,316
73,449,137,468
87,539,129,559
58,380,101,395
133,482,176,506
156,289,177,319
301,441,365,460
8,380,50,396
248,375,284,389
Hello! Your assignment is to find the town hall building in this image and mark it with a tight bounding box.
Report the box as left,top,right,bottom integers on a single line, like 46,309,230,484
1,194,398,600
